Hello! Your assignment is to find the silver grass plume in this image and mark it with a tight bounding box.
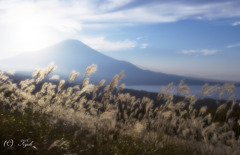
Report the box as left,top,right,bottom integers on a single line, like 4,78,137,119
118,83,125,92
157,87,164,100
82,78,89,87
118,71,124,81
33,69,47,84
226,101,237,119
175,101,186,110
227,94,235,102
134,121,146,134
104,85,110,92
66,87,73,96
85,64,97,76
98,80,105,88
79,84,95,95
205,113,212,124
48,139,69,151
219,83,235,98
58,80,65,92
163,82,174,100
166,82,174,94
33,63,57,84
24,84,35,94
109,75,119,92
199,106,208,116
161,111,172,119
216,103,227,114
190,95,198,105
177,80,190,95
49,75,60,80
19,79,34,90
0,72,9,81
69,70,79,83
32,68,40,78
108,71,124,92
6,70,15,75
40,82,48,93
201,84,219,97
201,83,208,97
46,62,57,75
73,85,80,90
47,83,56,95
184,95,198,105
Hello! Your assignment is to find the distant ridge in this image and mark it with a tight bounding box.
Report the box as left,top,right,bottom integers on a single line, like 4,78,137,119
0,39,237,85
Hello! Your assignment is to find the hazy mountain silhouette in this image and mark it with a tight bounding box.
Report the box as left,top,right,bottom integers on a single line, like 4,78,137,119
0,39,235,85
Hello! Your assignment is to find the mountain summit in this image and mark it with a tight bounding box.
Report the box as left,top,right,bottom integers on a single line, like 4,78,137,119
0,39,221,85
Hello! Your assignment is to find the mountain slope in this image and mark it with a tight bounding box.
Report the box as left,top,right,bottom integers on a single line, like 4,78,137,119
0,39,231,85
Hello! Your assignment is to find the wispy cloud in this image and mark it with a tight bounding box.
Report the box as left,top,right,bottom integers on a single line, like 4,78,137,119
1,0,240,29
0,0,240,56
1,0,240,34
0,0,83,33
80,36,136,51
232,21,240,26
227,43,240,48
140,43,148,49
180,49,219,56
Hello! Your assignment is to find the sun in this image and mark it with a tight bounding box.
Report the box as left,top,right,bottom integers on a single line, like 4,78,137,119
0,1,83,59
11,8,55,51
2,4,61,58
13,24,50,52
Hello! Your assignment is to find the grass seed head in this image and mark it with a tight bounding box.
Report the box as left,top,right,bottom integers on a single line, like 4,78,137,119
85,64,97,76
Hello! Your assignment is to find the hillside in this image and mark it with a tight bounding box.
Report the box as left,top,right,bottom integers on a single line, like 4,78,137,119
0,39,235,85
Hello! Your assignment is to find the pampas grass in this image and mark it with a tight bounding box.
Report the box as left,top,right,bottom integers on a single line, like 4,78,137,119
84,64,97,76
69,70,79,83
6,70,15,75
178,80,190,95
0,63,239,155
58,79,65,92
49,75,60,80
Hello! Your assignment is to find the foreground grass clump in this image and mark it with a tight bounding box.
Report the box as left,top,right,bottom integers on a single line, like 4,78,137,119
0,63,240,155
0,107,196,155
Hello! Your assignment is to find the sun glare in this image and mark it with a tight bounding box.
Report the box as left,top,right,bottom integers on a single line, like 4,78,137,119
13,24,50,51
2,3,61,58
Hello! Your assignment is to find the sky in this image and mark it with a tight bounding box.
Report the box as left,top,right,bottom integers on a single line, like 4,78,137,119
0,0,240,81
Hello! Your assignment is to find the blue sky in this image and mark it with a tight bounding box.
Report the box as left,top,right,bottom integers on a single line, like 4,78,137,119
0,0,240,81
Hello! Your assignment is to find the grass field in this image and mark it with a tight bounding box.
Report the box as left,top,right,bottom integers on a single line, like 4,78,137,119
0,63,240,155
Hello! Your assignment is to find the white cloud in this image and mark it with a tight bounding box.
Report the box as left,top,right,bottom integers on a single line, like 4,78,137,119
1,0,240,28
80,36,136,51
92,1,240,24
0,0,240,57
227,43,240,48
98,0,132,11
140,43,148,49
1,0,240,32
180,49,219,56
0,0,83,33
232,21,240,26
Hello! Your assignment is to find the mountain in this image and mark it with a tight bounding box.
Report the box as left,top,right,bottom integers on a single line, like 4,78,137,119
0,39,235,85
